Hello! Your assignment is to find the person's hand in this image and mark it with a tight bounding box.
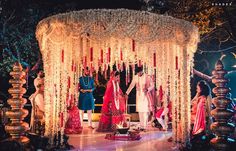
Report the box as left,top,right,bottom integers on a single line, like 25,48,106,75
80,89,85,93
193,92,200,100
196,92,200,97
87,89,92,93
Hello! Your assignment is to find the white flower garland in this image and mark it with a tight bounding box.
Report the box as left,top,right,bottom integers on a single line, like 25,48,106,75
36,9,199,145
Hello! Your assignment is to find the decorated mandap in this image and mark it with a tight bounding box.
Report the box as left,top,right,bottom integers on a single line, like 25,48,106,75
35,9,199,146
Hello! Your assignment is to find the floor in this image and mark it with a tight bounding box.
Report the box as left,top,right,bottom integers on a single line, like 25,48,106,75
68,122,176,151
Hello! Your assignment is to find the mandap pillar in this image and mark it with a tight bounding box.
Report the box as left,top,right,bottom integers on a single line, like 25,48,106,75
210,60,235,150
5,62,29,144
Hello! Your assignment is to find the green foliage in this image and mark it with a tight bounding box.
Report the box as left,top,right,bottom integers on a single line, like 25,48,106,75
0,3,41,77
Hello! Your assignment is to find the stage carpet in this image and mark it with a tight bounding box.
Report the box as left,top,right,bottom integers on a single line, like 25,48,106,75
68,122,175,151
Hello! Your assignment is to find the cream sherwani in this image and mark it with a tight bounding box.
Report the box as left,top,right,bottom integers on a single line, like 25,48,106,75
126,74,154,129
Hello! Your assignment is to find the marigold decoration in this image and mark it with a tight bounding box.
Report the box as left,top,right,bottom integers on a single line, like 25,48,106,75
36,9,199,146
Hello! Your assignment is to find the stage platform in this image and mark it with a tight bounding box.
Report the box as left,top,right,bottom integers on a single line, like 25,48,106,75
68,122,175,151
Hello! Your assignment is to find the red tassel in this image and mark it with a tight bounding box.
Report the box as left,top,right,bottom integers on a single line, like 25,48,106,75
70,94,74,106
71,60,74,71
68,76,71,89
90,63,93,72
159,85,163,101
153,53,156,67
108,47,111,63
101,49,103,63
84,56,87,68
61,49,64,63
176,56,178,70
90,47,93,62
118,63,121,70
132,39,135,52
120,49,123,61
138,60,141,67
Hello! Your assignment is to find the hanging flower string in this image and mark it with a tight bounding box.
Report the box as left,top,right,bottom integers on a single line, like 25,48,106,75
36,9,199,145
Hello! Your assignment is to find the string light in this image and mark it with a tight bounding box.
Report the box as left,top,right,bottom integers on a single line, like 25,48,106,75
36,9,199,145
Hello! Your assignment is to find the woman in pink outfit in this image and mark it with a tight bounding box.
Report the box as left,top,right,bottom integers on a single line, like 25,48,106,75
65,95,82,134
191,80,211,135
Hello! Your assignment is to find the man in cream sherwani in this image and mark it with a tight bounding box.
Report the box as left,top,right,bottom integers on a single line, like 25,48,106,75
125,66,154,131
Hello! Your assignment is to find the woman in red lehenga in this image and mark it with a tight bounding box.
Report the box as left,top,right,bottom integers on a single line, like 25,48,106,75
191,80,211,136
64,95,82,134
97,71,126,132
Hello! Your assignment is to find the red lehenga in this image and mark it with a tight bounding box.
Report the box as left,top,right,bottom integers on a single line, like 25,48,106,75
65,105,82,134
97,78,126,132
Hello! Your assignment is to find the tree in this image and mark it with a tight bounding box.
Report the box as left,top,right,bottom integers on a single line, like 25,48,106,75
0,0,42,77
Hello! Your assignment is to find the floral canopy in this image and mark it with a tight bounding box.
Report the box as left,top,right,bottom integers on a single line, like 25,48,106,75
36,9,199,145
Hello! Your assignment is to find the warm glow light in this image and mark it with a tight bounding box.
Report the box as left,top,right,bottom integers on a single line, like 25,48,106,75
35,9,199,145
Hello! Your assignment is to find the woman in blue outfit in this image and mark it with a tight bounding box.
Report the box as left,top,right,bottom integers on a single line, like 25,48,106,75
78,67,95,129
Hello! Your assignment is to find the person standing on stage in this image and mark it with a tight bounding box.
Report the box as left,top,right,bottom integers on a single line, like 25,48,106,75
125,66,154,131
78,67,95,129
97,71,126,132
191,80,211,135
29,71,45,133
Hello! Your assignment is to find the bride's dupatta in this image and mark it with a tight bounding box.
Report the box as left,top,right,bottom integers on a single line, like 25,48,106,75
97,77,125,132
